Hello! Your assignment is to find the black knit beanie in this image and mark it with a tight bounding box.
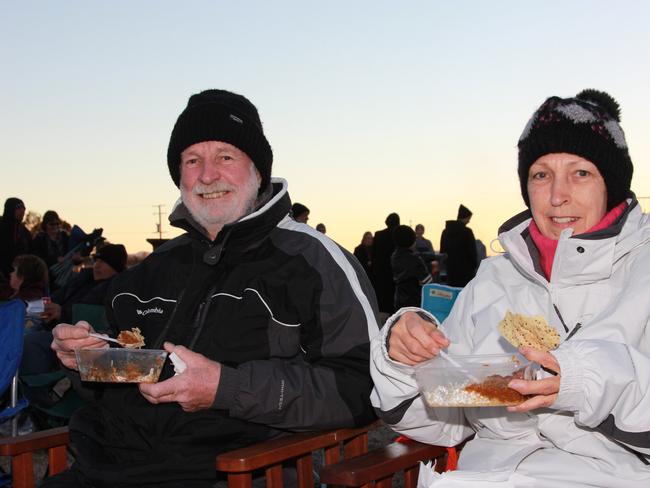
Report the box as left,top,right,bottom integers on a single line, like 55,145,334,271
93,244,128,273
167,89,273,193
518,89,633,210
394,225,416,248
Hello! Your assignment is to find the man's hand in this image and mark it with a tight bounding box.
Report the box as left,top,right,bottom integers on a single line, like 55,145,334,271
507,346,561,413
388,311,450,365
51,321,108,370
139,342,221,413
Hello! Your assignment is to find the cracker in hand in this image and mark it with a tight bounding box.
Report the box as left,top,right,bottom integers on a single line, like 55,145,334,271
498,311,560,352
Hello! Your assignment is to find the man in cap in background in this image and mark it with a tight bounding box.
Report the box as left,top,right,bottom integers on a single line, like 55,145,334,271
40,243,128,325
48,90,379,487
440,204,478,287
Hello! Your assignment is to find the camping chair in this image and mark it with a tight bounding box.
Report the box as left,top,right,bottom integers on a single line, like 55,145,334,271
17,303,104,430
71,303,109,332
0,300,29,487
420,283,462,324
0,420,381,488
0,300,29,436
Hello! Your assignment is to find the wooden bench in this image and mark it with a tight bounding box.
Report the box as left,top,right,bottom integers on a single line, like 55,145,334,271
0,420,380,488
320,439,454,488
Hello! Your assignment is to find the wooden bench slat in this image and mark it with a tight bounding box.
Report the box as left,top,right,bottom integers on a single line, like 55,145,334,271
320,441,446,487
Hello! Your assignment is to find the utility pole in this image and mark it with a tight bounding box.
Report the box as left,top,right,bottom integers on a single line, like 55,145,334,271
153,204,166,239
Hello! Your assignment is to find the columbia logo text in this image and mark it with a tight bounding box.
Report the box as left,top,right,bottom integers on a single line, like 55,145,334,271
136,307,163,316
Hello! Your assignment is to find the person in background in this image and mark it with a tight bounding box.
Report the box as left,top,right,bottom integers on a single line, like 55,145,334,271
391,225,432,309
290,202,310,224
371,89,650,487
46,89,378,487
439,204,477,287
41,244,127,325
353,231,373,278
475,238,487,264
31,210,71,268
20,244,128,406
0,254,49,303
414,223,436,265
1,255,50,410
316,222,326,234
371,212,400,316
414,224,434,255
0,198,31,280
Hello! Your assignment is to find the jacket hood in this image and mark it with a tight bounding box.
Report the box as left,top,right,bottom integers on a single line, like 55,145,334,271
444,219,467,230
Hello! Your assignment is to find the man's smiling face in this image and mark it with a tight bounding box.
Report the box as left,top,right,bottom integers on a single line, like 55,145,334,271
180,140,261,239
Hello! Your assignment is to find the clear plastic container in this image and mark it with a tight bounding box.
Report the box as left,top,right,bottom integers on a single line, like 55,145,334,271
76,348,168,383
414,353,538,407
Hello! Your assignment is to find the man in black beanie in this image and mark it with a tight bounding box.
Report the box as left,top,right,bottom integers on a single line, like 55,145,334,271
440,203,478,287
47,89,379,487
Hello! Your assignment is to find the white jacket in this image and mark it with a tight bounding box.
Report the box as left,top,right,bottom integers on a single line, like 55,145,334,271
370,201,650,487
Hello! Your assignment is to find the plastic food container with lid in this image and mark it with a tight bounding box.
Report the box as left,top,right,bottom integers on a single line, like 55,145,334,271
76,348,168,383
414,353,539,407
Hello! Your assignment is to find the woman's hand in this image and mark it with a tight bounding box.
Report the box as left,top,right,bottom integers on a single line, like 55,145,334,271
388,311,450,365
507,346,561,413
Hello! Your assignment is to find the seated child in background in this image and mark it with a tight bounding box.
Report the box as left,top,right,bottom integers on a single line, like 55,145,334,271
391,225,433,309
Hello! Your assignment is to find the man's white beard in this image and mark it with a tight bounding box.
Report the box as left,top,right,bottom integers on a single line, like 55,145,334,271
181,163,261,236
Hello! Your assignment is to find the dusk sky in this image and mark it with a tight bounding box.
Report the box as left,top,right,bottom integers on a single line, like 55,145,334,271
3,1,649,254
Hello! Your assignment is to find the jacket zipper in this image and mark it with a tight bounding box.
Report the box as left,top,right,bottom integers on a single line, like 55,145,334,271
188,286,218,349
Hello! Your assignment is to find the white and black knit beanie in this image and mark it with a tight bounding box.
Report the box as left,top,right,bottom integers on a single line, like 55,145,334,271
518,89,633,210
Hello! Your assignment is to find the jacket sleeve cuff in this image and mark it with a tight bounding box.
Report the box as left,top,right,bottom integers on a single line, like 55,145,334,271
384,307,439,356
212,364,242,410
552,345,584,412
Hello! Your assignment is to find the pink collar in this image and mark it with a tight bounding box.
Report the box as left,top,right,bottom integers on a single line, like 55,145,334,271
528,201,627,280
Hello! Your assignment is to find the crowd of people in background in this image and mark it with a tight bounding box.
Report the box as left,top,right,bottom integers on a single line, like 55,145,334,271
0,197,131,428
290,202,487,320
1,192,482,432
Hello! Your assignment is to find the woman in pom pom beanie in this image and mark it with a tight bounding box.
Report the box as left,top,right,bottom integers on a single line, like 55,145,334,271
371,89,650,487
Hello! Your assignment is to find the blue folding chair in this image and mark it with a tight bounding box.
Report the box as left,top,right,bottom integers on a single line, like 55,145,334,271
420,283,462,324
0,300,29,486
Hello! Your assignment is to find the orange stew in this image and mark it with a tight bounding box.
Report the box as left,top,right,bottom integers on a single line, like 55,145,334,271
464,375,528,404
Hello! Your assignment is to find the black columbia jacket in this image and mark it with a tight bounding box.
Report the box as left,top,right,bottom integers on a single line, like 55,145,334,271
68,179,379,487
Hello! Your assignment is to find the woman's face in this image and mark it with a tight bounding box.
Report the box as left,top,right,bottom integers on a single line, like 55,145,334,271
46,220,61,239
362,232,373,247
527,153,608,240
9,268,23,291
